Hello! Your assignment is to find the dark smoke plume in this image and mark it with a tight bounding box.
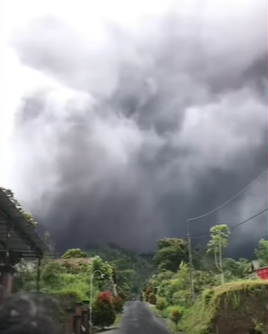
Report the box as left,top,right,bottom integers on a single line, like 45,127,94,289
6,0,267,254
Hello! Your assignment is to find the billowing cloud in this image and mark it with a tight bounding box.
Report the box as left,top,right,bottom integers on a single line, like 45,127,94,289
3,0,267,254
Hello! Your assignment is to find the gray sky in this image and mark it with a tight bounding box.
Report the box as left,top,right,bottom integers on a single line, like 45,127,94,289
0,0,267,253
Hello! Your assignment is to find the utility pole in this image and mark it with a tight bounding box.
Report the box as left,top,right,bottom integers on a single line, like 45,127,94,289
187,219,195,300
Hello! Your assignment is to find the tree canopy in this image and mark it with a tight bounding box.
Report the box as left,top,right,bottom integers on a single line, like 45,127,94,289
254,239,268,267
62,248,88,259
153,238,188,272
207,224,231,284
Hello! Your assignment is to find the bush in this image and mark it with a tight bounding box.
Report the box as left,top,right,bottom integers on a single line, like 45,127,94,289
51,287,84,309
148,293,157,305
172,290,192,308
92,291,116,329
170,310,182,325
62,248,88,259
144,286,153,302
163,305,185,320
113,295,124,313
156,297,167,311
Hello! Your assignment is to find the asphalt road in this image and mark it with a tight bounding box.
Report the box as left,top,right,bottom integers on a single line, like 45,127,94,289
116,301,172,334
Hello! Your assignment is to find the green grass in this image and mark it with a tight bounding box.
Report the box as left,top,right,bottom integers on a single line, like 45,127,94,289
113,313,123,327
180,280,268,334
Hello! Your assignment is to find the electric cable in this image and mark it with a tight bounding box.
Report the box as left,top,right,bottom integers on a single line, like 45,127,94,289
187,168,267,222
189,207,268,239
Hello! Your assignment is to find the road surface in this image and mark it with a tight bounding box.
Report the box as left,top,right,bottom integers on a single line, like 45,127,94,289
115,301,172,334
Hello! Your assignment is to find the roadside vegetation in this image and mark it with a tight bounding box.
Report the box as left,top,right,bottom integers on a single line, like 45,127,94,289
14,244,154,331
180,280,267,334
144,229,268,334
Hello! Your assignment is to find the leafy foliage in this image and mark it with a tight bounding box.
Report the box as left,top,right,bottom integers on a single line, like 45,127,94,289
207,224,231,284
144,286,153,302
113,296,124,313
254,239,268,267
148,292,157,305
224,257,251,279
147,234,267,334
153,238,188,272
87,244,155,298
170,309,183,325
61,248,88,259
156,296,167,311
15,254,113,307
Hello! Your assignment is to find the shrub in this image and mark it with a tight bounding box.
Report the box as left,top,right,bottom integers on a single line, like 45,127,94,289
51,287,84,309
163,305,185,320
148,293,157,305
113,295,124,313
62,248,88,259
145,286,153,302
156,297,167,311
118,291,127,301
92,291,116,329
172,290,192,308
170,310,182,325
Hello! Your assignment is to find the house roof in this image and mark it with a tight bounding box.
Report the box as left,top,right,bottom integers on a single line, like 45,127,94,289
0,188,51,260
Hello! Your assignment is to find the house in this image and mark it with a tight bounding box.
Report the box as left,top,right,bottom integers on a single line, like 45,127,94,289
0,188,51,293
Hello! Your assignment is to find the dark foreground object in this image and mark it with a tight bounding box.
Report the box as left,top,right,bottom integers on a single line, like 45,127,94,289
117,301,171,334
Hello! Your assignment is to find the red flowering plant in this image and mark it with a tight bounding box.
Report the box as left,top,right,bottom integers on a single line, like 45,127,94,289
92,291,116,329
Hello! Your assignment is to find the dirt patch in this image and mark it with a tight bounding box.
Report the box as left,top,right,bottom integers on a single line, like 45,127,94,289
180,280,267,334
54,257,94,268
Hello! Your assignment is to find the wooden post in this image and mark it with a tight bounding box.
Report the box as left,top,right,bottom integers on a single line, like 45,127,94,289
73,316,79,334
66,308,75,334
36,256,42,292
82,301,89,334
5,221,11,266
0,264,16,294
75,303,83,334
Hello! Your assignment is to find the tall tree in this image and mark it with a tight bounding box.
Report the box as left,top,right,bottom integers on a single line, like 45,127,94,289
254,239,268,267
153,238,188,272
207,224,230,284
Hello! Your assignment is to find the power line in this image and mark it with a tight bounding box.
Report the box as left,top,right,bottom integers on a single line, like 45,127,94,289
187,168,267,222
189,207,268,240
231,207,268,231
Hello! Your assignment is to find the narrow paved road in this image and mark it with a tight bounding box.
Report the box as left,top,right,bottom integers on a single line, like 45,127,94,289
116,301,171,334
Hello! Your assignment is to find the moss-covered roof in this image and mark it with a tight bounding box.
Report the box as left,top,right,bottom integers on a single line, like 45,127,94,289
0,188,51,261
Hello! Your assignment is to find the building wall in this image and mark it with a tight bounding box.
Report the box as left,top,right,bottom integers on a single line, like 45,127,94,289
256,267,268,280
